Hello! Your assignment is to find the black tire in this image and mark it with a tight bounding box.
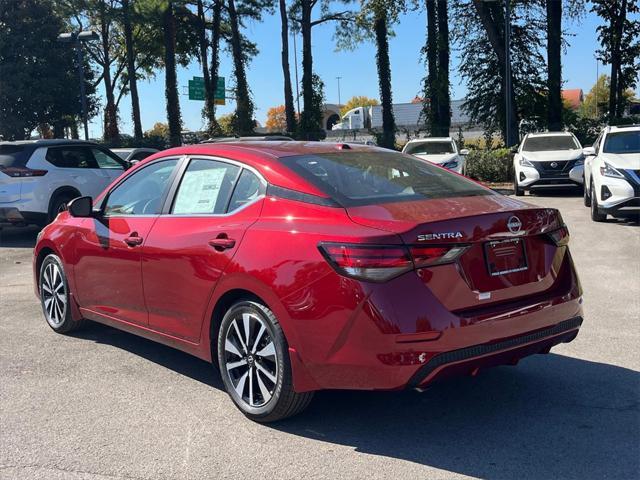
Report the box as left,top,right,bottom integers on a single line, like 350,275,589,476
39,254,85,333
590,183,607,222
583,181,591,207
514,175,524,196
48,192,76,224
217,300,314,422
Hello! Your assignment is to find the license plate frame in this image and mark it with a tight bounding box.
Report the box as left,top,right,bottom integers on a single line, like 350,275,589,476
484,237,528,276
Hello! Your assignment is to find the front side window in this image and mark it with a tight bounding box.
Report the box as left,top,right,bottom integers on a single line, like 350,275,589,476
603,131,640,154
172,159,240,214
281,151,492,207
92,148,125,169
46,146,97,169
523,135,579,152
405,141,455,155
103,159,178,216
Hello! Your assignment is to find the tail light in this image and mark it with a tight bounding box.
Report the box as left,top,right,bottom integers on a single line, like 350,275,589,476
0,167,48,178
547,226,569,246
318,243,468,282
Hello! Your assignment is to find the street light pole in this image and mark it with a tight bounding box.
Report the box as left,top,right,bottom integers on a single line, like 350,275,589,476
336,76,342,106
58,31,99,141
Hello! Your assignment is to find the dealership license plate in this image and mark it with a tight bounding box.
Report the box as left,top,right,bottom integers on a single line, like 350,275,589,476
484,238,528,276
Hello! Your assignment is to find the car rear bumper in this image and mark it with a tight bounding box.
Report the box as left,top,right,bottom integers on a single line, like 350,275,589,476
406,316,582,388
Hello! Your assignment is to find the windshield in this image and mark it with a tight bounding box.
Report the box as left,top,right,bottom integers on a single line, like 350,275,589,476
603,131,640,154
405,141,454,155
523,136,578,152
281,151,492,207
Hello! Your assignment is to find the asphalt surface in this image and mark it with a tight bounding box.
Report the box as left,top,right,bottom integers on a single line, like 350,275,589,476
1,193,638,480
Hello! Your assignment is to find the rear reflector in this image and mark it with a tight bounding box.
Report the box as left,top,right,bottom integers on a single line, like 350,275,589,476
319,243,468,282
547,226,569,247
0,167,48,178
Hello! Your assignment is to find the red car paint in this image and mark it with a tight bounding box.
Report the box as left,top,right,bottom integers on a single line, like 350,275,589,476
34,142,583,393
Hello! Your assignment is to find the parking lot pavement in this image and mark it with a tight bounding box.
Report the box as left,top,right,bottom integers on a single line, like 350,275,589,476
0,195,638,480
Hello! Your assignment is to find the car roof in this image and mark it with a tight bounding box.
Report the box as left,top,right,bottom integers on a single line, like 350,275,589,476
137,141,390,197
525,132,574,138
202,135,294,143
406,137,453,143
606,124,640,132
0,139,101,147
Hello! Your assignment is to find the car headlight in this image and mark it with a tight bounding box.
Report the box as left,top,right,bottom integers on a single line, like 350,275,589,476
600,162,624,178
519,157,534,167
442,160,459,169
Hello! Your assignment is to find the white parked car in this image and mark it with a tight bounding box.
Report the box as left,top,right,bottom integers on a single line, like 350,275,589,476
513,132,584,196
583,124,640,222
0,140,127,227
111,147,158,166
402,137,469,174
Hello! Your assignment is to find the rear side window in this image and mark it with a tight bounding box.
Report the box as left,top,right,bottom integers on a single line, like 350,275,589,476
172,159,240,214
46,146,97,169
228,169,265,212
0,145,29,168
92,148,125,169
281,151,492,207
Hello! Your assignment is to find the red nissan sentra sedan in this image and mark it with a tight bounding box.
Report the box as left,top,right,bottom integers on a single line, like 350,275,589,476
33,142,583,422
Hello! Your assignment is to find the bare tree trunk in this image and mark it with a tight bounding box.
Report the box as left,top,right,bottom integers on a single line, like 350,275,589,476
436,0,450,137
299,0,317,139
122,0,142,140
163,2,182,146
546,0,562,131
280,0,296,134
374,11,395,149
99,2,119,144
609,0,627,120
209,0,222,135
228,0,254,134
425,0,438,136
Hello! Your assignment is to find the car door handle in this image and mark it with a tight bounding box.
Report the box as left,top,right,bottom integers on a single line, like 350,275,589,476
124,234,143,247
208,237,236,251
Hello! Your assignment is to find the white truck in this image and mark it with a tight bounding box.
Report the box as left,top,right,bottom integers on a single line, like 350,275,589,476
331,100,468,131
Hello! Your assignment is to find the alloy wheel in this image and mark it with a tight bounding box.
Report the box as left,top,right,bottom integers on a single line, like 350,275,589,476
223,312,278,408
41,262,66,327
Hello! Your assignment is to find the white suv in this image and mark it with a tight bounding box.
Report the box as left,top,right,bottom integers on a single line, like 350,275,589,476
402,137,469,174
513,132,584,195
0,140,126,227
583,125,640,222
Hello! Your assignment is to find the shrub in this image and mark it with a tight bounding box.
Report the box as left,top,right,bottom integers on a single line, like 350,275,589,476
464,148,514,183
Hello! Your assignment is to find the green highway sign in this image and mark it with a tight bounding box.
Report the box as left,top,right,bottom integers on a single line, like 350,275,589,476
188,76,225,105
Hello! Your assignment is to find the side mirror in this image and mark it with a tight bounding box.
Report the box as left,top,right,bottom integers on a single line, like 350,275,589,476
510,145,519,154
68,196,93,218
582,146,596,156
459,148,469,156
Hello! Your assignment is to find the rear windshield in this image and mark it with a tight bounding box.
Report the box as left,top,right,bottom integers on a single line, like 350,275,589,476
281,151,492,207
405,141,454,155
0,145,30,168
603,131,640,154
523,135,578,151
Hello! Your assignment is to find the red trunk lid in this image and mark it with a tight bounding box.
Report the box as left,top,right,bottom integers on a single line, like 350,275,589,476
346,194,567,312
